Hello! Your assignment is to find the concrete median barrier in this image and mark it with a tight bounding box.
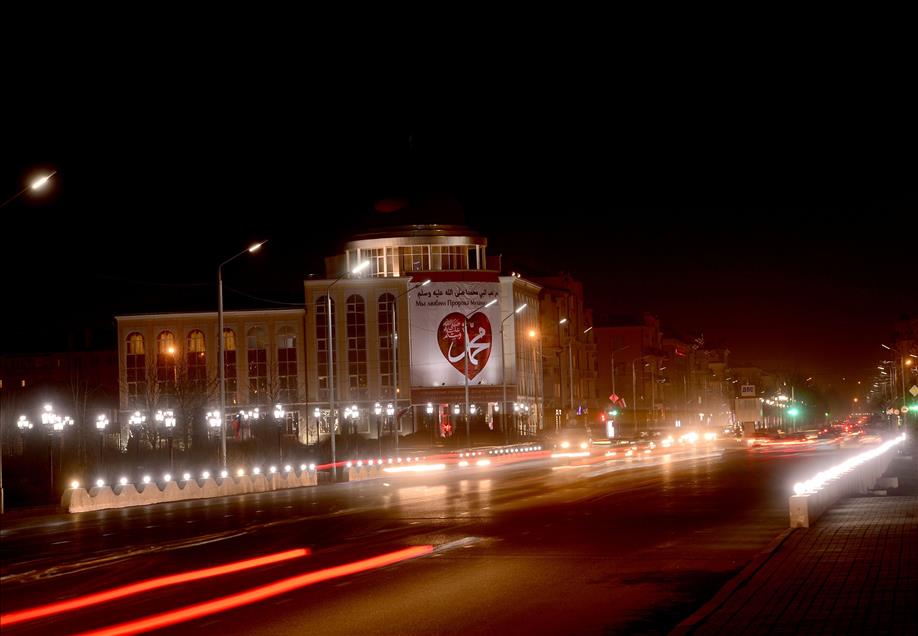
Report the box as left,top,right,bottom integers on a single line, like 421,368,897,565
788,435,906,527
61,469,318,513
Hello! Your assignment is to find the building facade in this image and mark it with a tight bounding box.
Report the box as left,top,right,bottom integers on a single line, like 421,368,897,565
532,274,598,431
115,309,308,446
305,225,544,442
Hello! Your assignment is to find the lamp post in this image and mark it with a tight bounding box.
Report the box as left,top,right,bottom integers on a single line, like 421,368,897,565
462,298,499,450
426,402,435,444
325,260,370,482
41,404,72,499
128,410,146,465
559,317,576,429
162,410,176,473
6,416,33,513
95,414,108,464
313,407,322,445
500,303,527,443
389,279,430,453
0,171,56,209
881,344,913,406
386,403,395,453
343,405,359,457
273,404,285,466
374,403,383,455
218,240,267,471
17,415,33,435
631,357,652,436
527,328,543,436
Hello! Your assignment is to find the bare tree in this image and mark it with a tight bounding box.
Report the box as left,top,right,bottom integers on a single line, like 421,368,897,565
172,356,216,453
67,368,92,474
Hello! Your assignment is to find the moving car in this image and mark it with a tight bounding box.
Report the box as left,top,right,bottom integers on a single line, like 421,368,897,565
543,424,593,451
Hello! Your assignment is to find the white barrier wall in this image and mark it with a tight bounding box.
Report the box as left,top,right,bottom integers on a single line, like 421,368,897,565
346,465,383,482
788,435,905,528
61,469,318,513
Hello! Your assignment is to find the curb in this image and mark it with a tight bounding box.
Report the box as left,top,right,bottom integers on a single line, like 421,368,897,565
669,526,796,635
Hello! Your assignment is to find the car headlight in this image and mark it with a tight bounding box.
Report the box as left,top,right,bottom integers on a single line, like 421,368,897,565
560,440,571,449
579,442,589,450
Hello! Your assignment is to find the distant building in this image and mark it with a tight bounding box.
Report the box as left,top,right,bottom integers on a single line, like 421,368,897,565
115,309,307,444
594,313,665,435
531,273,598,431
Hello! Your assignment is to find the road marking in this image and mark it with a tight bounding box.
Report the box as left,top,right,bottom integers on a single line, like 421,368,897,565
51,541,70,545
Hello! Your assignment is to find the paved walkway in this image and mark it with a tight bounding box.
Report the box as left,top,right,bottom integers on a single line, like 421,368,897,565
675,443,918,635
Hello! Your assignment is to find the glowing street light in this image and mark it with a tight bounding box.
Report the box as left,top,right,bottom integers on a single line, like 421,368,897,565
459,298,500,450
96,414,109,462
0,170,57,209
386,403,395,450
387,278,431,456
499,303,527,443
273,404,285,465
218,240,267,470
325,259,370,481
41,404,72,498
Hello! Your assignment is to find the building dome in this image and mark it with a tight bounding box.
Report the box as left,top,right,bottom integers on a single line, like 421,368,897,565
329,196,488,278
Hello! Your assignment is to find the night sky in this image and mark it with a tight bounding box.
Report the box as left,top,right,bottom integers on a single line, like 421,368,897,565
3,81,915,399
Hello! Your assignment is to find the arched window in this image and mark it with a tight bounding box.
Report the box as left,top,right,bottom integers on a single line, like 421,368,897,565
247,326,268,403
378,293,396,399
223,328,237,405
316,296,336,401
186,330,206,391
126,332,146,407
156,331,177,404
346,295,368,400
277,326,297,403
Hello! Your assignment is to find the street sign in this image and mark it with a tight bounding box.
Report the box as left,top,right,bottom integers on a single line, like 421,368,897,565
741,385,755,397
909,385,918,397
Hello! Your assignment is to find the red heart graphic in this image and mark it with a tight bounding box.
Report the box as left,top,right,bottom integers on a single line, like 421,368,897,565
437,312,493,380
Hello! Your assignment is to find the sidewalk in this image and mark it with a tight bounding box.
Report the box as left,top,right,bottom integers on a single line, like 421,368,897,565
674,441,918,635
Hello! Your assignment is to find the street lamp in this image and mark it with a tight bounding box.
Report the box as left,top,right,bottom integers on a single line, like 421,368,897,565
17,415,33,434
387,278,431,452
342,405,359,457
273,404,285,466
128,410,146,464
386,403,395,452
0,171,57,209
4,415,33,512
881,344,911,406
462,298,498,449
374,403,383,455
631,357,655,436
559,317,576,429
326,259,370,481
41,404,72,498
157,410,176,473
526,327,543,436
218,240,267,471
206,410,221,435
500,303,527,443
95,414,109,464
426,402,435,444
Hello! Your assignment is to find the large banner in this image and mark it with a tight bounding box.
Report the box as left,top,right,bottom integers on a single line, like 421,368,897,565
410,279,502,387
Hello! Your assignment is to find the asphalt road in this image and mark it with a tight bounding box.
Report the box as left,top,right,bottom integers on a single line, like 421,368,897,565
1,443,860,635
